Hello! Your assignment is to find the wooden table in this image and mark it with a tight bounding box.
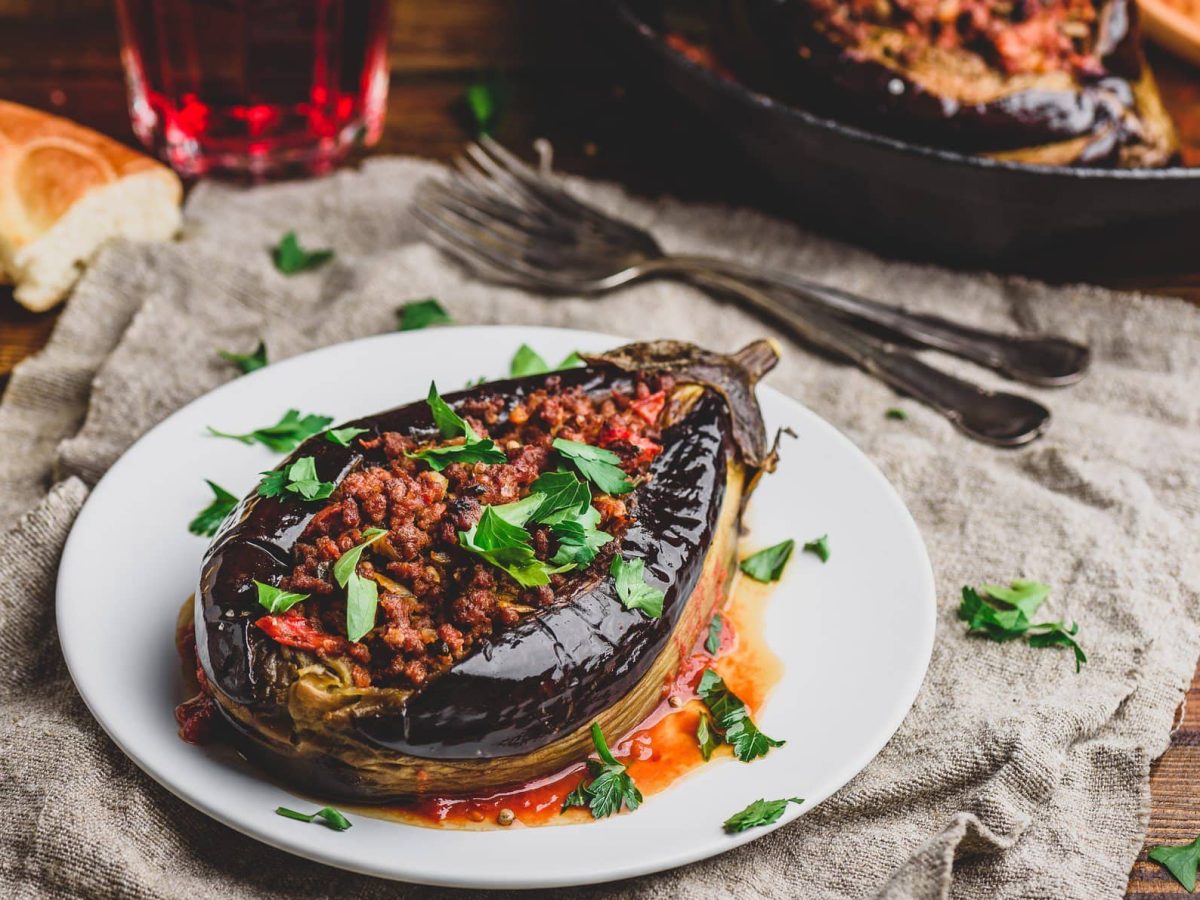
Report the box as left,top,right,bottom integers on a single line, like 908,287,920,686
1,2,1197,894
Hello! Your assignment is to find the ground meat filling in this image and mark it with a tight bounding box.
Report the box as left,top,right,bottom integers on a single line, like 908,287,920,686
258,374,673,690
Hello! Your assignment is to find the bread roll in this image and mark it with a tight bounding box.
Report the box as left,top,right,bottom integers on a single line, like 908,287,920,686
0,101,182,311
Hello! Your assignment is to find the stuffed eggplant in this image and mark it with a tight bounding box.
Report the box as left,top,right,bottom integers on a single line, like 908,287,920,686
187,339,779,801
726,0,1178,166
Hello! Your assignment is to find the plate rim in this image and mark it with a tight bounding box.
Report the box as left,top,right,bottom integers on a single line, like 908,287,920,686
55,324,936,889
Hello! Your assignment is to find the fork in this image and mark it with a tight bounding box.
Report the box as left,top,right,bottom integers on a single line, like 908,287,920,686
412,139,1062,447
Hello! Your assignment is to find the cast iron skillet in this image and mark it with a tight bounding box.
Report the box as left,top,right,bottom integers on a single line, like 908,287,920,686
597,0,1200,276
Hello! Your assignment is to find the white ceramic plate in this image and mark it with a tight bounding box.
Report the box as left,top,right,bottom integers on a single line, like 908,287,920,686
57,326,935,889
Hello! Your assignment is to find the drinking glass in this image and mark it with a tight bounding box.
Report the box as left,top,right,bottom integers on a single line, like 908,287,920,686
114,0,391,178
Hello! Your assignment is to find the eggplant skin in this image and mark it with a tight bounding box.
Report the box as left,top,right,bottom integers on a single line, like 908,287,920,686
725,0,1178,167
195,340,777,801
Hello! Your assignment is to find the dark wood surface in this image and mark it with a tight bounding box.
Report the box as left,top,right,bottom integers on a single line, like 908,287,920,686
1,2,1198,894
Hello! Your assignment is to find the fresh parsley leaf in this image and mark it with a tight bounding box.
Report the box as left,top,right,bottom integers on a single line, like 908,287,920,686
490,493,546,527
610,556,664,618
705,613,723,655
803,534,830,563
885,408,908,421
697,668,784,762
959,581,1086,671
208,409,333,453
1150,835,1200,892
697,712,721,761
218,341,268,374
255,581,308,614
465,81,504,135
509,344,587,378
550,516,612,569
256,456,335,502
460,507,555,587
553,438,633,495
333,527,388,642
272,231,334,275
189,480,238,537
325,426,369,447
723,797,804,834
275,806,353,831
408,382,506,472
560,722,642,819
529,471,592,524
740,540,795,582
397,298,452,331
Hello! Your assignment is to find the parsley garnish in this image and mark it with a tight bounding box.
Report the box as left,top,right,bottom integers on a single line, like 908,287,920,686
958,580,1086,671
275,806,352,831
705,613,723,655
257,456,335,501
397,298,452,331
529,471,592,524
255,581,308,614
1149,835,1200,892
460,506,558,587
272,231,333,275
803,534,830,563
561,722,642,819
325,426,369,447
509,344,585,378
723,797,804,834
610,556,665,618
697,668,784,762
465,81,506,135
696,713,720,761
208,408,333,452
218,341,267,374
333,527,389,642
740,540,795,582
189,480,238,537
407,382,506,471
552,438,633,495
550,507,612,569
885,408,908,420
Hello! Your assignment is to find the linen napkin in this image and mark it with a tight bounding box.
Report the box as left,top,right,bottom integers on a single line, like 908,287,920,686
1,156,1198,899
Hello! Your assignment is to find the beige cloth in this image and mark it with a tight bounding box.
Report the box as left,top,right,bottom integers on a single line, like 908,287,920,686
1,157,1199,899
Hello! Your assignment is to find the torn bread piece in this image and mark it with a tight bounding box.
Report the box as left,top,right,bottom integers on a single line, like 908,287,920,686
0,100,182,311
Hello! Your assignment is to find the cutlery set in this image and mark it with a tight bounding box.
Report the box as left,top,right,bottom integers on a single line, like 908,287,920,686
413,137,1090,447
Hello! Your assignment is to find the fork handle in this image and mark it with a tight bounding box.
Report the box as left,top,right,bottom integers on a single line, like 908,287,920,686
687,271,1050,447
655,256,1090,387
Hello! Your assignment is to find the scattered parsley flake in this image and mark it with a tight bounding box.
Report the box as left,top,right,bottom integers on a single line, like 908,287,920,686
529,471,592,524
740,540,795,582
610,556,664,618
803,534,830,563
959,581,1086,672
324,426,370,447
255,581,308,614
697,713,721,761
460,507,557,588
272,232,334,275
189,480,238,537
705,614,723,656
697,668,784,762
334,528,389,642
397,298,452,331
560,722,642,819
256,456,335,502
218,341,268,375
553,437,633,495
408,382,506,472
207,408,333,453
465,81,505,135
723,797,804,834
885,408,908,420
275,806,352,831
1150,835,1200,892
509,344,587,378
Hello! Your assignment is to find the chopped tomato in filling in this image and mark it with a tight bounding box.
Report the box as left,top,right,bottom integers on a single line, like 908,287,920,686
255,374,672,690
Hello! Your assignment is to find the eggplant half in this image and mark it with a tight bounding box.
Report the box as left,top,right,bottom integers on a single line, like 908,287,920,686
194,339,779,801
724,0,1178,167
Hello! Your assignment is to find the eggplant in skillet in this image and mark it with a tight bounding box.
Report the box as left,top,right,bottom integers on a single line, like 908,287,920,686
727,0,1178,166
188,340,778,801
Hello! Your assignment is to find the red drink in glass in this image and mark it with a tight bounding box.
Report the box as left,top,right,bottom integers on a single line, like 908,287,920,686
115,0,391,178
